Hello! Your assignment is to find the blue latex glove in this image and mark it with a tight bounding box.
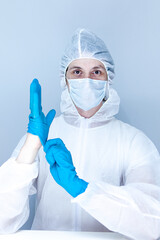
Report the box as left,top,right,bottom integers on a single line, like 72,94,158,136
44,138,88,198
27,79,56,146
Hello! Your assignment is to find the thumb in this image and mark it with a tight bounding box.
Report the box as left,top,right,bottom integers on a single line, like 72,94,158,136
46,109,56,127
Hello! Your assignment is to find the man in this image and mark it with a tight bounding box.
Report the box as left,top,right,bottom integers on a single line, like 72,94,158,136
0,28,160,240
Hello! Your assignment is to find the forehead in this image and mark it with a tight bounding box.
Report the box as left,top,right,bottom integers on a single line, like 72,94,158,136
68,58,106,70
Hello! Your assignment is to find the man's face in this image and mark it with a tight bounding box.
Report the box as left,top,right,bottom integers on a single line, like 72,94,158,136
65,58,108,118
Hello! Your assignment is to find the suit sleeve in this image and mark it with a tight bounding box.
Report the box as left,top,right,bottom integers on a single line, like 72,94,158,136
73,132,160,240
0,135,39,234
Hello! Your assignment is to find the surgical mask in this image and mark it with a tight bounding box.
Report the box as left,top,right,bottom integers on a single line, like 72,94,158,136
67,78,108,111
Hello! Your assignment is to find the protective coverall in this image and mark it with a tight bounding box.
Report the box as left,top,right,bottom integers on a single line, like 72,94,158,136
0,28,160,240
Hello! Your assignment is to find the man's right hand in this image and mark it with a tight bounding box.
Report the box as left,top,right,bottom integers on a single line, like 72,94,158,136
27,79,56,146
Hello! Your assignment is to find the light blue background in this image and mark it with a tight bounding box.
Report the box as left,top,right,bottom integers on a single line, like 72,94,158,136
0,0,160,230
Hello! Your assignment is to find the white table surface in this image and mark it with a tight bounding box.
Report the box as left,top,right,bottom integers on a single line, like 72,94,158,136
0,230,129,240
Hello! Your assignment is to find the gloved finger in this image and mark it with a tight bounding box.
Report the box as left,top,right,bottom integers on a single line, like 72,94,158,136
32,92,40,118
30,79,39,110
30,79,42,117
50,163,61,184
46,109,56,127
45,146,56,166
44,138,66,153
45,141,73,169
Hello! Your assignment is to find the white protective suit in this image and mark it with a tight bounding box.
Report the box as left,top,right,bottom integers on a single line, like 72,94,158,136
0,28,160,240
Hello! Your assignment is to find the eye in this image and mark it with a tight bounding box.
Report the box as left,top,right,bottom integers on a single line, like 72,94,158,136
74,70,81,75
93,70,101,75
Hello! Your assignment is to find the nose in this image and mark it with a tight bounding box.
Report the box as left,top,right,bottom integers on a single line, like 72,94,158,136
84,72,90,79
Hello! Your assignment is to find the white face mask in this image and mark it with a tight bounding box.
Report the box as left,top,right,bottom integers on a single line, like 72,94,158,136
67,78,109,111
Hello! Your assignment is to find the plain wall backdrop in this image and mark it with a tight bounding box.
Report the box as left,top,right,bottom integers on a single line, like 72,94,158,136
0,0,160,230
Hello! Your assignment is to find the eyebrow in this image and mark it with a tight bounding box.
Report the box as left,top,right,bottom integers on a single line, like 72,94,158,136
92,65,106,70
69,66,82,70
